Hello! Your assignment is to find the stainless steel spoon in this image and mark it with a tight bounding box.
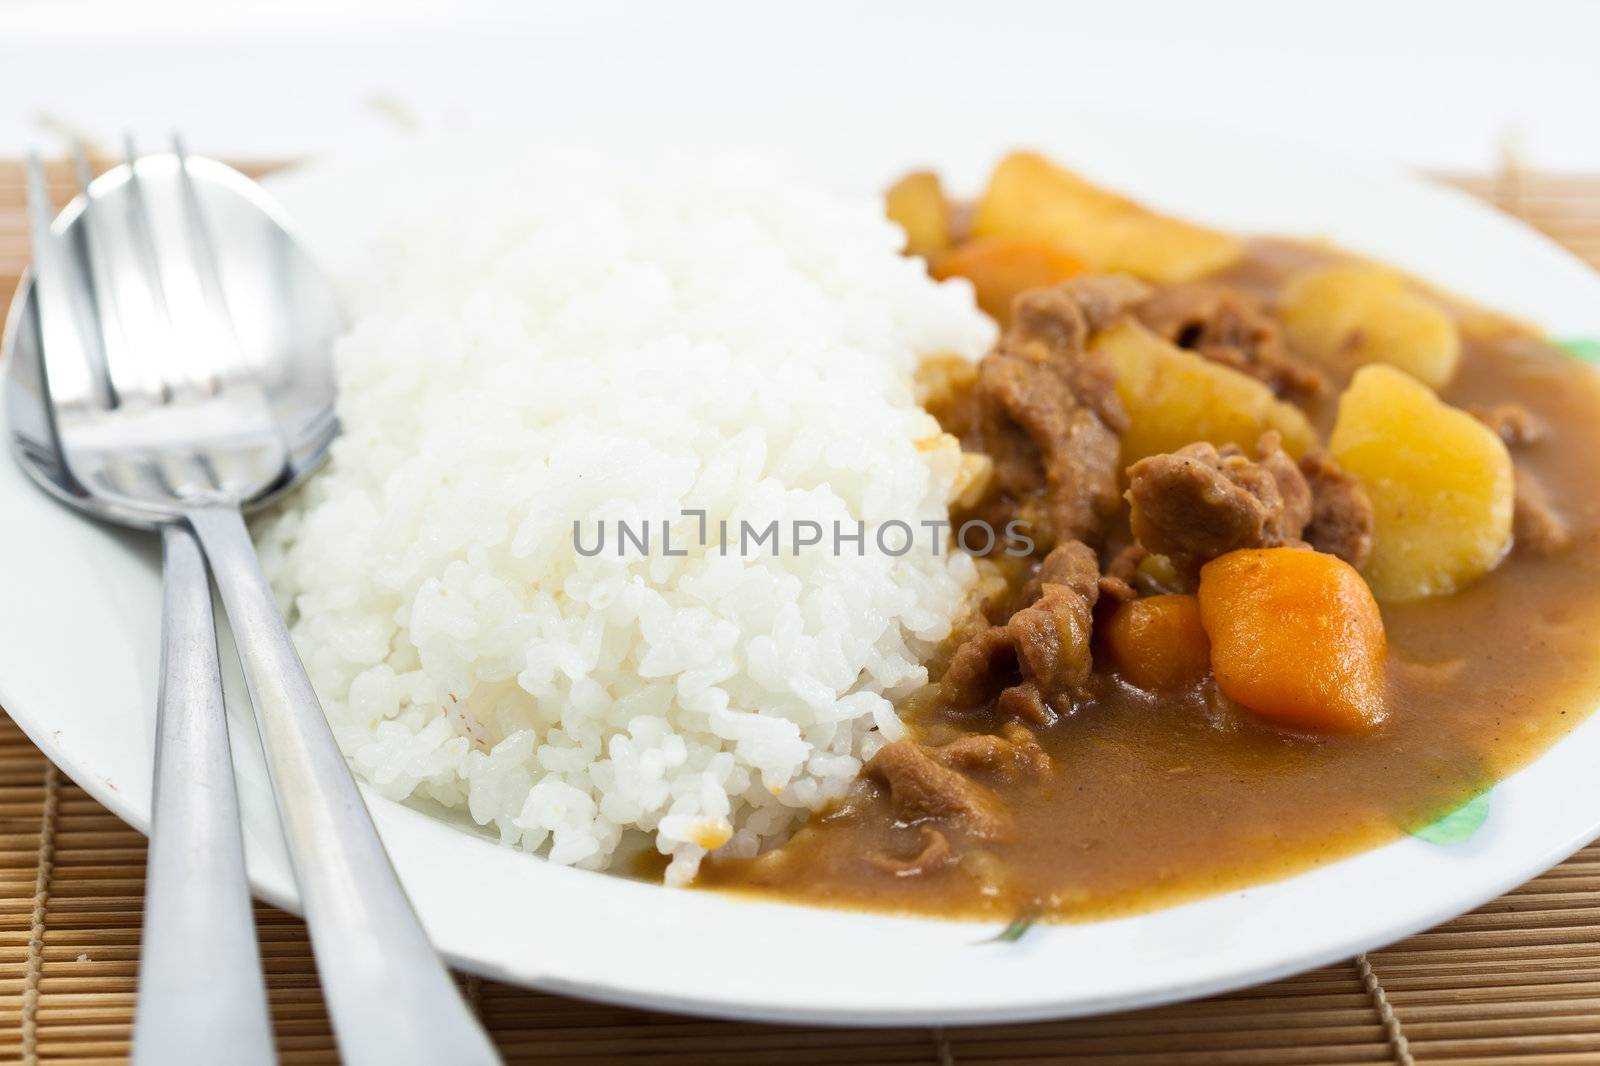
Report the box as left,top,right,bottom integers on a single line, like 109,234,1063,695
4,144,500,1066
7,147,277,1066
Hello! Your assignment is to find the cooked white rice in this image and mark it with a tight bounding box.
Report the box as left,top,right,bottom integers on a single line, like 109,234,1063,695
257,151,996,883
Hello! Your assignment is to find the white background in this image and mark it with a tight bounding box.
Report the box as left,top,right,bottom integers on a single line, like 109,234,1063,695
1,0,1599,171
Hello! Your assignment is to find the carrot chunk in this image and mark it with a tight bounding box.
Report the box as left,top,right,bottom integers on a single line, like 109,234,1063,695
1197,548,1387,733
932,237,1083,325
1103,594,1210,691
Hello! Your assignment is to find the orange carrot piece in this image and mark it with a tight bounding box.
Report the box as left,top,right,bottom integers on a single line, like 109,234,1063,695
1103,594,1211,691
932,236,1084,325
1197,548,1387,733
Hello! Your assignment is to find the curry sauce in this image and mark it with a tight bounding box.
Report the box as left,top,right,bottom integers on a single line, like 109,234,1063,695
701,237,1600,920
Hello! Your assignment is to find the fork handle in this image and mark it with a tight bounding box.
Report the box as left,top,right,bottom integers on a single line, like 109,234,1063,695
185,505,501,1066
133,524,275,1066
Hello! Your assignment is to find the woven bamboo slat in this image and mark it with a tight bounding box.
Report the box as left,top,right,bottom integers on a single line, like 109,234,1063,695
0,159,1597,1065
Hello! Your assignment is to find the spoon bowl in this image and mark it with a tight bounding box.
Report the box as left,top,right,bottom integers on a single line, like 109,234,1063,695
3,154,341,528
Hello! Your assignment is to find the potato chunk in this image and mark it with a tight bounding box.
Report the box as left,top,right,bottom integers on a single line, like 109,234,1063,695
1329,364,1513,601
1094,319,1315,465
1280,263,1461,388
885,171,953,261
971,152,1241,283
1199,548,1387,733
931,237,1084,325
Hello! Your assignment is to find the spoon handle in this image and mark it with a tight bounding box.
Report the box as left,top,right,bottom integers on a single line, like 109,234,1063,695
133,524,275,1066
185,505,502,1066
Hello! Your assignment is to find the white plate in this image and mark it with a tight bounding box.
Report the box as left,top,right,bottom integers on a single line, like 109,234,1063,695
5,112,1600,1026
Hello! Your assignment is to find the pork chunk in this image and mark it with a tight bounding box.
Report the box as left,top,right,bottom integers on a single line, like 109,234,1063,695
866,826,956,877
1125,433,1312,577
1098,542,1167,603
866,741,1003,838
1004,583,1097,720
1471,403,1547,448
932,723,1052,783
939,541,1101,723
1299,450,1376,567
1137,282,1329,401
1514,466,1572,555
940,624,1018,712
1038,274,1153,335
971,280,1139,548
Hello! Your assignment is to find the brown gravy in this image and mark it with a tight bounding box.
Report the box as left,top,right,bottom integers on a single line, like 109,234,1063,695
700,240,1600,920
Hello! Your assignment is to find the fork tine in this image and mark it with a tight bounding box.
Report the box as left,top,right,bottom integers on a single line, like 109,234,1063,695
172,134,234,392
70,142,94,201
23,154,60,296
71,141,138,408
119,135,178,403
26,152,115,410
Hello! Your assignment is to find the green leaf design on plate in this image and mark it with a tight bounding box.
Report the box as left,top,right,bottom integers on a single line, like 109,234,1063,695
1556,337,1600,364
1409,790,1491,846
986,915,1036,943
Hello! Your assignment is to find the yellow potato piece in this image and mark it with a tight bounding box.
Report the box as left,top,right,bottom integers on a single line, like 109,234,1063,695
1094,319,1316,465
1280,263,1461,388
972,151,1241,283
1330,364,1513,602
885,171,952,261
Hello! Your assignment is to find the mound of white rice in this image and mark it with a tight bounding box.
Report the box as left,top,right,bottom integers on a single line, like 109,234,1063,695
258,151,996,883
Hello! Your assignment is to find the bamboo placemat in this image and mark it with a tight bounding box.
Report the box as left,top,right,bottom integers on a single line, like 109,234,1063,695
2,159,1599,1065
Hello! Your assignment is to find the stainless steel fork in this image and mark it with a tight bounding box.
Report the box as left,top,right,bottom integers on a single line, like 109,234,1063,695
21,147,276,1066
19,143,500,1066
